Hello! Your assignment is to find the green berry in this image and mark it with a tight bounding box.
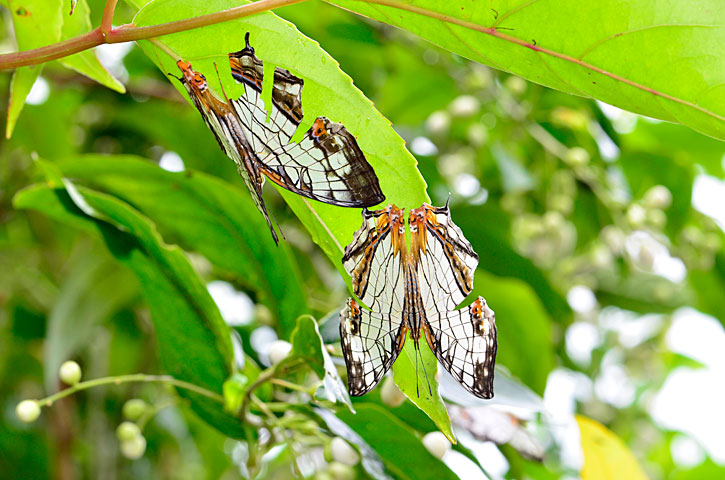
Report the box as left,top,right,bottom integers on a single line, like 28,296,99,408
122,399,148,420
59,361,82,385
120,435,147,460
116,421,141,442
16,400,40,423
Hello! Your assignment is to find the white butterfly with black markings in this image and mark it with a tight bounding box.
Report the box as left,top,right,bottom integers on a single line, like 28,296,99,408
175,33,385,244
339,202,497,399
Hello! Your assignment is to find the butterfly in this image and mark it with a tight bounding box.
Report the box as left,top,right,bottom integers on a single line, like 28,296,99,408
174,33,385,244
339,202,497,399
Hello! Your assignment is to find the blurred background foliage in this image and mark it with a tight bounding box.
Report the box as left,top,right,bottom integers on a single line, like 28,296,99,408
2,0,725,479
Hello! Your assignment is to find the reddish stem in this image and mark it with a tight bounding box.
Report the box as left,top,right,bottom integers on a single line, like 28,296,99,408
0,0,307,70
100,0,119,36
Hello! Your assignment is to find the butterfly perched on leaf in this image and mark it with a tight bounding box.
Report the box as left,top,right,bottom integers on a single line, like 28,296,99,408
340,202,497,399
174,33,385,244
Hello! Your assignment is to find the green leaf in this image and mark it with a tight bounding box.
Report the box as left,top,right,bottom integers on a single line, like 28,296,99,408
392,340,454,442
290,315,353,411
335,404,458,480
576,415,648,480
56,154,308,335
222,373,248,414
472,270,555,394
14,184,246,438
690,252,725,327
328,0,725,140
58,0,126,93
5,0,63,138
132,0,446,430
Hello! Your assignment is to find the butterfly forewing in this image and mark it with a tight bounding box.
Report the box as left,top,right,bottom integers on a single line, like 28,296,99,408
410,204,478,313
342,206,406,314
340,298,406,396
228,33,385,208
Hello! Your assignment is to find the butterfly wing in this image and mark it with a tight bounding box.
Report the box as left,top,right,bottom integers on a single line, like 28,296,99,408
342,206,406,314
340,298,406,396
409,203,478,312
229,33,385,208
423,296,497,399
175,60,279,244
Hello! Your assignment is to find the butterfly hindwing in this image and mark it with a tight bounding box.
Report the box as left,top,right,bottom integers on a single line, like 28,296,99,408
340,298,406,396
423,296,497,399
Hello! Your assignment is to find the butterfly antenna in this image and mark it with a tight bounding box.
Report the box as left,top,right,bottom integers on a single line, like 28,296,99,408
213,61,230,103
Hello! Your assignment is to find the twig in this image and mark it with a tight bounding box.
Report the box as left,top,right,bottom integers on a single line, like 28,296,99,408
100,0,119,36
0,0,307,70
36,374,224,407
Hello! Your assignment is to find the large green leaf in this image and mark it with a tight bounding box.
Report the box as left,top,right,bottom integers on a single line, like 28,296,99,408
56,154,308,335
14,183,246,438
328,0,725,141
5,0,62,138
131,0,449,433
58,0,126,93
335,404,458,480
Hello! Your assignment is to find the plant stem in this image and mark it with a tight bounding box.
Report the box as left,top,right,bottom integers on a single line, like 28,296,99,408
37,374,224,407
100,0,119,35
0,0,307,70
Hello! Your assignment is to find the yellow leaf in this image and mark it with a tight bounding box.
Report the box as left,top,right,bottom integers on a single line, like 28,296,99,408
576,415,648,480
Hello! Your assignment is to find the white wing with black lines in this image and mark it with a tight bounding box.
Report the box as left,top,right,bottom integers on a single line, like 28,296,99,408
340,298,407,396
423,296,497,399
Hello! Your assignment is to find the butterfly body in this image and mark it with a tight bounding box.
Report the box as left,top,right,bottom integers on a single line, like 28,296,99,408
341,203,497,399
175,33,384,244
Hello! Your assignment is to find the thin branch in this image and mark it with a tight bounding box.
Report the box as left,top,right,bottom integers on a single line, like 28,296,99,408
339,0,725,125
36,374,224,407
100,0,119,35
0,0,307,70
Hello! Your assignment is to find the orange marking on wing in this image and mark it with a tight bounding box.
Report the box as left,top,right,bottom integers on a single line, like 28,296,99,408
312,118,328,137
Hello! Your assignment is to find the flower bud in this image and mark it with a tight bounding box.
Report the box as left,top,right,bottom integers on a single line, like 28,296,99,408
422,431,451,459
16,400,40,423
564,147,589,167
268,340,292,365
116,421,141,442
122,399,148,420
626,204,647,227
449,95,480,118
328,462,356,480
380,377,406,407
504,75,527,95
59,360,82,386
643,185,672,209
330,437,360,466
120,435,147,460
426,111,450,135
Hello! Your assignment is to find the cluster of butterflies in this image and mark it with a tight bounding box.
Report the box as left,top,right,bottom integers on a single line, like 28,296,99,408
175,33,498,399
